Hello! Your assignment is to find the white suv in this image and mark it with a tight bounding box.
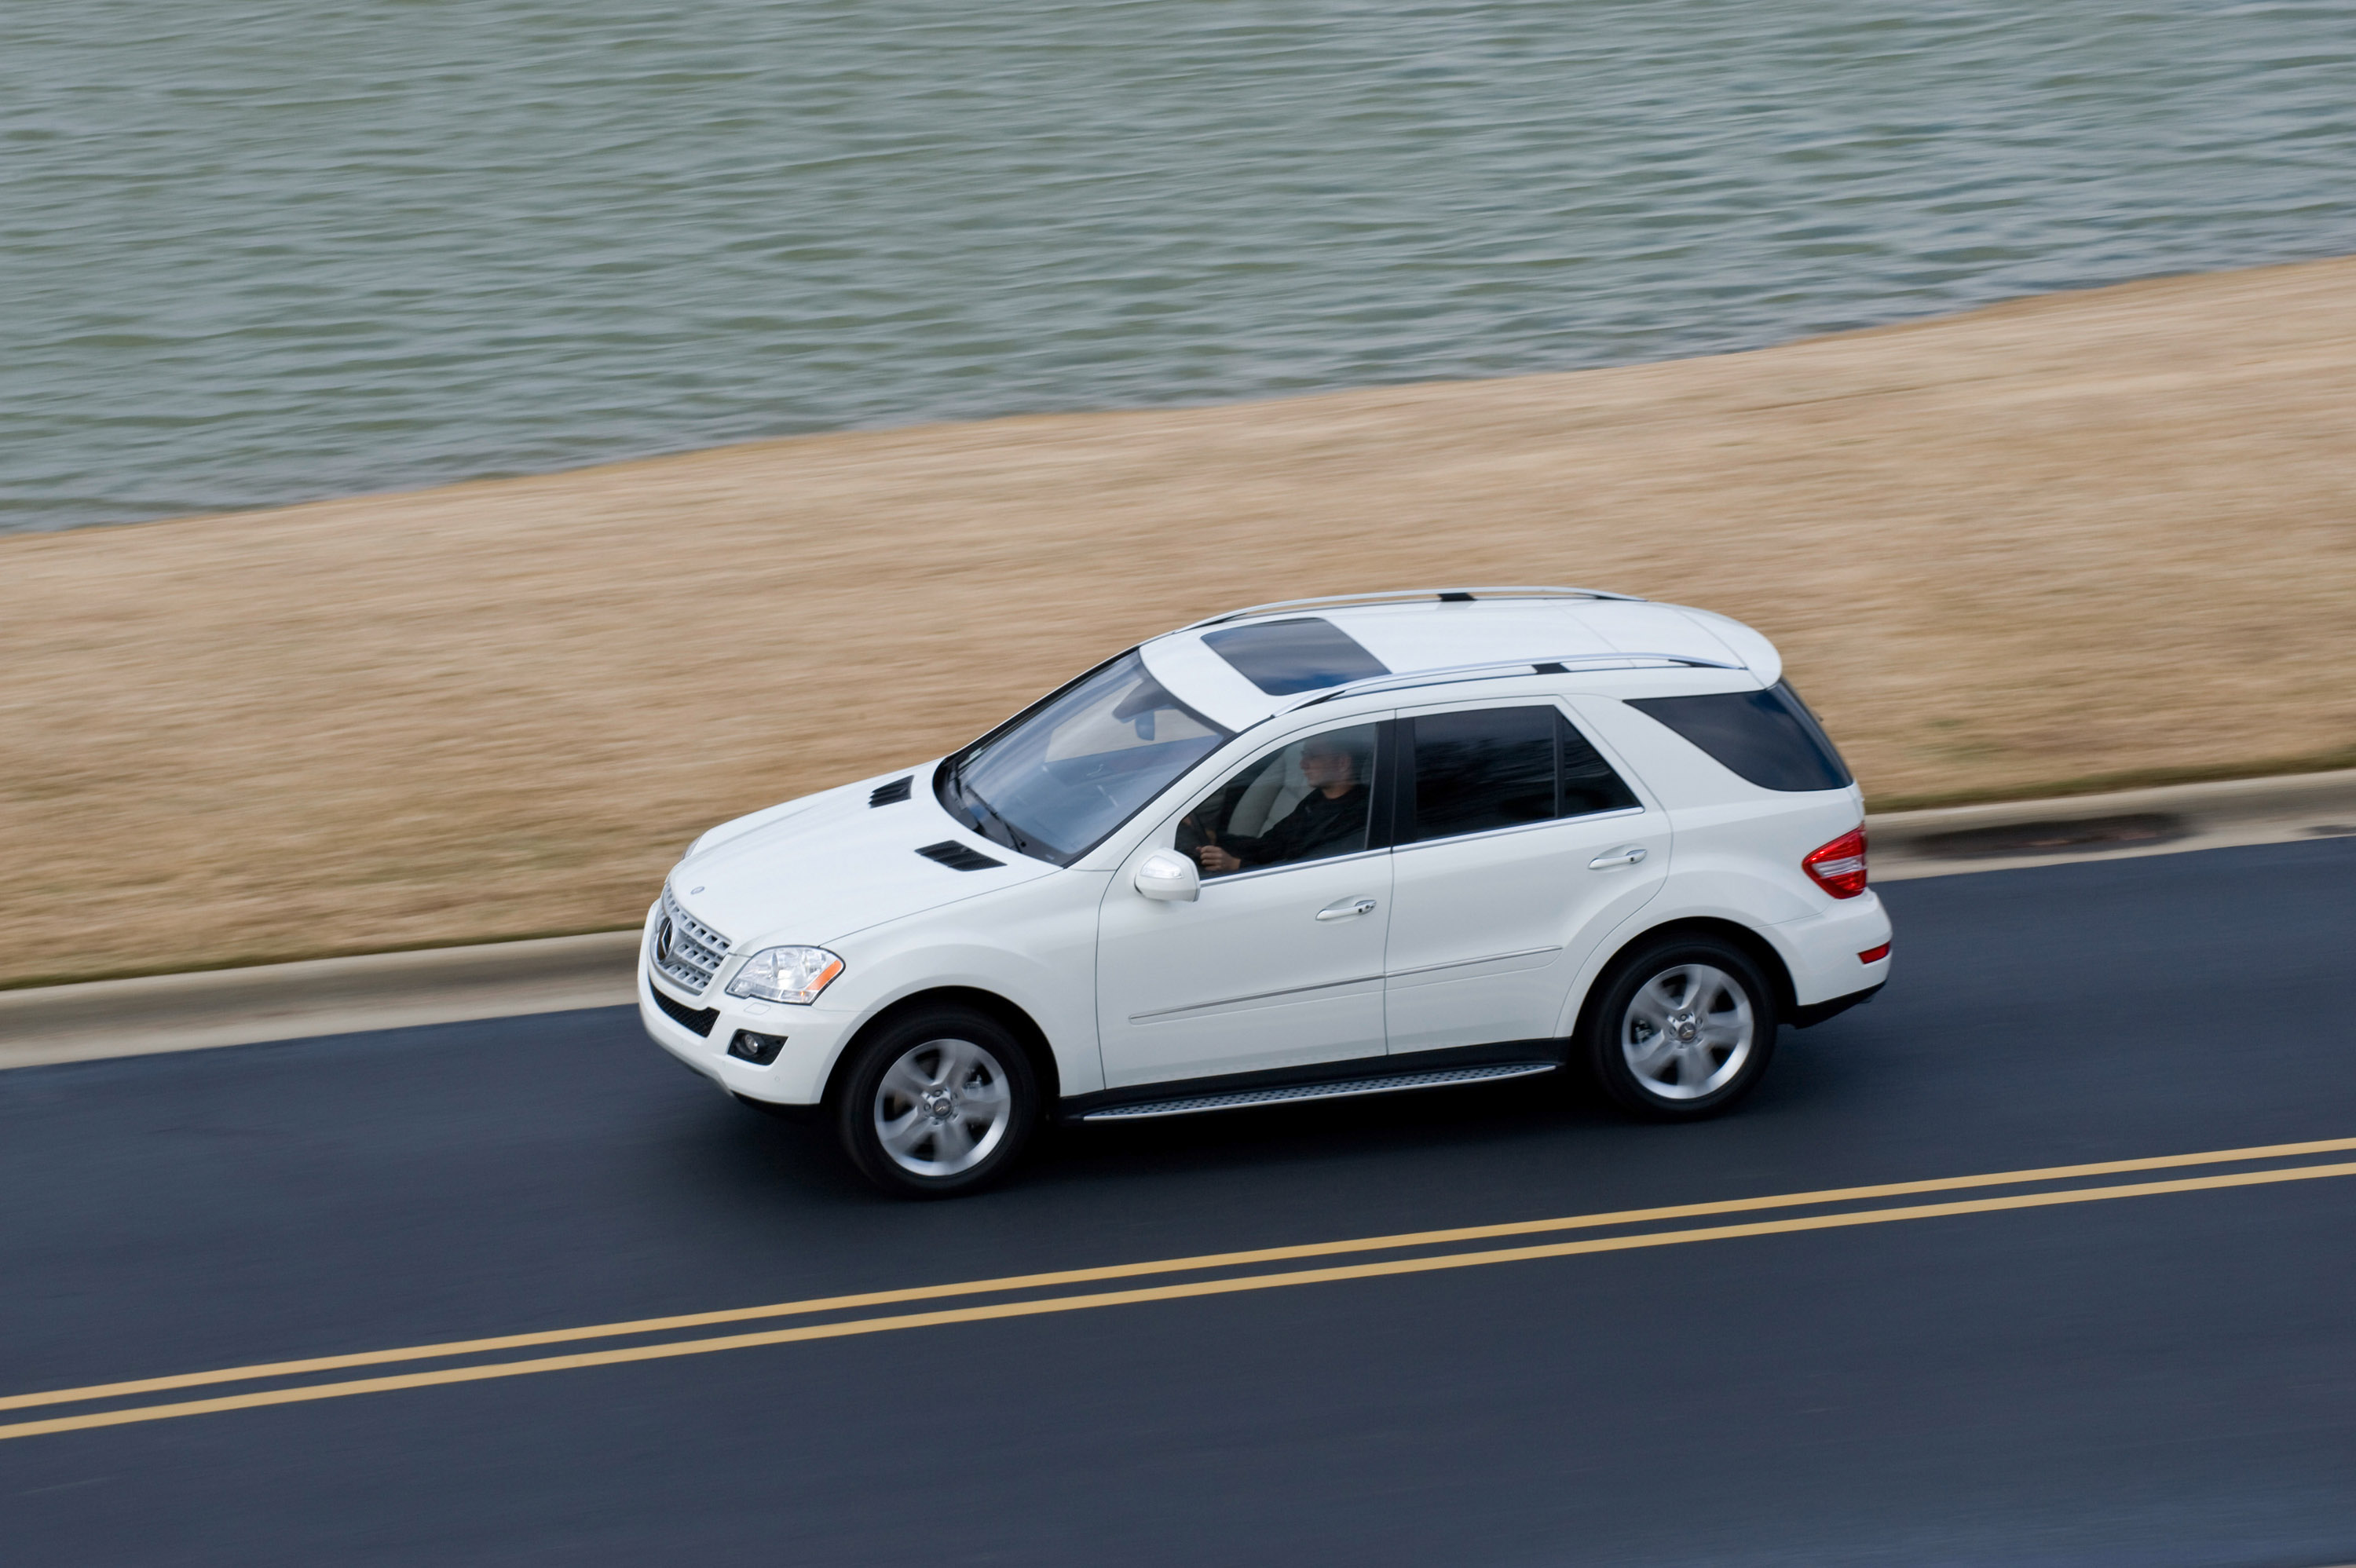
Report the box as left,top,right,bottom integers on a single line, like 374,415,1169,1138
641,588,1890,1196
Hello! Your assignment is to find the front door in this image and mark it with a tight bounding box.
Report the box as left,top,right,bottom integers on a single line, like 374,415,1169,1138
1384,700,1670,1053
1096,720,1392,1089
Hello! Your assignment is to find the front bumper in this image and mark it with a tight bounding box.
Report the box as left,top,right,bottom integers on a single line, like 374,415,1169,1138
635,900,857,1106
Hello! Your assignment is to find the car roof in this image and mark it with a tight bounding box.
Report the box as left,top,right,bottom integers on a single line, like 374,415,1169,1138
1139,587,1779,733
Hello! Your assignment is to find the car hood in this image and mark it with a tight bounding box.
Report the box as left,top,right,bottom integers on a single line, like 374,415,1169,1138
666,770,1058,951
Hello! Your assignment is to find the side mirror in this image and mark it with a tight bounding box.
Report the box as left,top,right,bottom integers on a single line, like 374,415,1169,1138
1133,849,1200,903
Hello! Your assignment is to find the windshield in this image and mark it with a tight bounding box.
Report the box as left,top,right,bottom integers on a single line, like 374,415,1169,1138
941,651,1232,864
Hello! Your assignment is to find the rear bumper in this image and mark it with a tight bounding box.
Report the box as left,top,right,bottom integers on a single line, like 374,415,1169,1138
1789,981,1884,1029
1768,887,1893,1007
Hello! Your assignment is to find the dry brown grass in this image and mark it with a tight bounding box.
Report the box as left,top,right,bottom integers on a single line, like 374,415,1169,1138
6,256,2354,987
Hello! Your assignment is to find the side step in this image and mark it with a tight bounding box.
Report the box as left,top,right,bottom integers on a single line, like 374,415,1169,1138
1080,1061,1557,1123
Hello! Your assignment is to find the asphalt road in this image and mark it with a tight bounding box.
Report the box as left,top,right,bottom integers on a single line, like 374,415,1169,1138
5,838,2355,1566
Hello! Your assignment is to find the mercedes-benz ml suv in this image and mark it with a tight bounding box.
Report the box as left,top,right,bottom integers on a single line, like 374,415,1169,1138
642,587,1890,1196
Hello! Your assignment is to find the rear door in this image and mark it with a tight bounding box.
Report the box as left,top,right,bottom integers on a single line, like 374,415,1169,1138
1383,700,1670,1053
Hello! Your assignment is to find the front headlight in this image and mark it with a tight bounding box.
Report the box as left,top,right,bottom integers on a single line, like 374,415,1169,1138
725,946,845,1005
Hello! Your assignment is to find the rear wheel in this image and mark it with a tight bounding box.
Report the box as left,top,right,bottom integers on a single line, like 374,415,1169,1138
1585,935,1778,1119
835,1007,1037,1197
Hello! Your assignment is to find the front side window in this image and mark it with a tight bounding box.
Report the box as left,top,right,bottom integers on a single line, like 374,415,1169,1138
1624,681,1852,792
1176,722,1380,878
943,652,1231,864
1407,706,1639,842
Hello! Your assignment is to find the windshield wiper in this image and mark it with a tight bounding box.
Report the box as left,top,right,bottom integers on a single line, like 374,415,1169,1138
942,758,1033,855
961,784,1034,856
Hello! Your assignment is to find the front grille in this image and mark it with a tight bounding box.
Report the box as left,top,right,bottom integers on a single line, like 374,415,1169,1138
653,884,733,996
651,986,719,1037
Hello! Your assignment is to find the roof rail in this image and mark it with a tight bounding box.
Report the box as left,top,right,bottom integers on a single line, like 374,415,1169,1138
1289,651,1744,709
1179,585,1644,632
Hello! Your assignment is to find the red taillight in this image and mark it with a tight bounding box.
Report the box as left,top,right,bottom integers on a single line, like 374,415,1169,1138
1803,827,1869,898
1858,941,1890,964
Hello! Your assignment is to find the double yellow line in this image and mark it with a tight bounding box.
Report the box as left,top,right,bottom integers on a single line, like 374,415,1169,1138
10,1134,2356,1442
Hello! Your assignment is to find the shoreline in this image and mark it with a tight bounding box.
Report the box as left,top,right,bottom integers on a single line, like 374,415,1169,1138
6,255,2354,989
6,260,2328,553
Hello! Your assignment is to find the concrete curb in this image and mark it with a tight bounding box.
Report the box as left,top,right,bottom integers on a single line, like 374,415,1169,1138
1868,768,2356,880
0,931,640,1070
5,769,2351,1069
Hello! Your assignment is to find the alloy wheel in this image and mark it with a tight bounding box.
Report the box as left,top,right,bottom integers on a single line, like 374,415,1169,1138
1620,963,1754,1101
871,1036,1015,1177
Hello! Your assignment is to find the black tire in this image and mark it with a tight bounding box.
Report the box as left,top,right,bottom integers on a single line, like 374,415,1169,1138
1583,934,1779,1120
833,1006,1039,1198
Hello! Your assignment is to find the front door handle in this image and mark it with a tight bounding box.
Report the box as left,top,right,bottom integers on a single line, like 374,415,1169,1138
1315,897,1379,921
1588,846,1649,870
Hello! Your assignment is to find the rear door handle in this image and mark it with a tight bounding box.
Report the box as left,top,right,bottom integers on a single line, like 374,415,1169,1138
1588,846,1648,870
1316,897,1379,921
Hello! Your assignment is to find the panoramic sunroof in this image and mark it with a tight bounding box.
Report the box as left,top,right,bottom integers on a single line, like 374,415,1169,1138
1201,617,1391,696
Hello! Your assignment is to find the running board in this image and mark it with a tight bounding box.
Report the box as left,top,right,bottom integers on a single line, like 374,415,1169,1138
1080,1061,1557,1122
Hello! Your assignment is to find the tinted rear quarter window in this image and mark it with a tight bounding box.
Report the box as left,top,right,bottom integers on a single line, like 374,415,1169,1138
1624,681,1853,792
1559,713,1641,817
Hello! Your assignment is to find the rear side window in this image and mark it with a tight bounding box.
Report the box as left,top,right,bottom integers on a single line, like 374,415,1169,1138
1625,682,1853,792
1407,707,1640,842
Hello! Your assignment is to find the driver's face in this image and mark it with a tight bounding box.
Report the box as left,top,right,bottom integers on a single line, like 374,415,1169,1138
1301,744,1358,788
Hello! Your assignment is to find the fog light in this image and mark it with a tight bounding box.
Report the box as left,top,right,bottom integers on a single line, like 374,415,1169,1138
728,1030,787,1065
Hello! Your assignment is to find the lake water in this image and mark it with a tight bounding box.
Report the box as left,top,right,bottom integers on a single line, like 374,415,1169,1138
5,1,2352,533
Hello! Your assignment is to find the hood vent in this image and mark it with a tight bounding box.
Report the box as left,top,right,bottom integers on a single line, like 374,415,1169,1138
869,777,913,806
917,840,1004,872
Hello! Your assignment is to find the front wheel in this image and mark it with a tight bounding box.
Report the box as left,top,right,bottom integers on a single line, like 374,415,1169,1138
835,1007,1038,1197
1584,936,1778,1120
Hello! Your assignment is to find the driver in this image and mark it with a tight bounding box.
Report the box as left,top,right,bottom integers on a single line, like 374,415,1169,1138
1196,734,1369,875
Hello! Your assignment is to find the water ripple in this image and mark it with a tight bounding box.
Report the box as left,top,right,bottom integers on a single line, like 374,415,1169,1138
3,0,2353,531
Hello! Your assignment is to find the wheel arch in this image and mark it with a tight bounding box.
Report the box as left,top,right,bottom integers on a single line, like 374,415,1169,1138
821,985,1063,1111
1571,916,1798,1046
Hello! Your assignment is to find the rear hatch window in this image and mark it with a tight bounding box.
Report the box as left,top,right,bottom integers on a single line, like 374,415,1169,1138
1625,682,1853,791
